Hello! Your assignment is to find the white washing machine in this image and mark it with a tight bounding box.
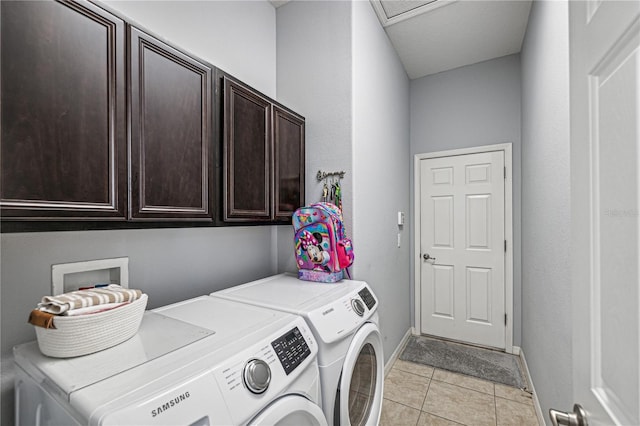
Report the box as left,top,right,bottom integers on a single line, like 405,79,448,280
211,274,384,426
14,296,327,426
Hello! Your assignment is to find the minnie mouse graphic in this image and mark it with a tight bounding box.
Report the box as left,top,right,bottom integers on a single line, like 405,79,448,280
300,230,331,271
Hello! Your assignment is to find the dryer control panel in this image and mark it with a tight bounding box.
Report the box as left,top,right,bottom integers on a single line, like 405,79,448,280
307,284,379,344
271,327,311,375
358,287,377,310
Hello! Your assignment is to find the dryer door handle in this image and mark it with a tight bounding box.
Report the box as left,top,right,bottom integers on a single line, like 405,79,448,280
338,322,384,426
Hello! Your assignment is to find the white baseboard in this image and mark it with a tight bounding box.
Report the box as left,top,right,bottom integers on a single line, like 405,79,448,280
384,327,414,376
518,347,546,426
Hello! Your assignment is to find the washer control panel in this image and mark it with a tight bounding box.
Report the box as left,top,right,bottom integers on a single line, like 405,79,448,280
212,317,317,425
271,327,311,375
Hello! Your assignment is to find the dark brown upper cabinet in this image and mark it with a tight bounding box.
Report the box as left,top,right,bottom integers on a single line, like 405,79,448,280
223,77,271,221
1,0,302,231
1,0,127,220
273,105,305,221
223,77,305,223
129,27,213,221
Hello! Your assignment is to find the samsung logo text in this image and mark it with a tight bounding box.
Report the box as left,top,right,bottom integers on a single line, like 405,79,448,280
151,391,191,417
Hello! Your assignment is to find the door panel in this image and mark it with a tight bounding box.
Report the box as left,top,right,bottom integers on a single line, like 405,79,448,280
1,0,126,219
466,194,491,249
129,27,212,220
570,1,640,424
433,265,454,318
420,151,505,349
433,196,454,247
273,105,305,221
223,77,271,220
466,267,491,324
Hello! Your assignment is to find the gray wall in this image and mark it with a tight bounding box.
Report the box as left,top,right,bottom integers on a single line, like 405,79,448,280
409,54,523,346
275,0,354,274
351,0,411,360
275,0,354,232
521,0,572,416
276,0,412,363
1,1,278,424
102,0,278,97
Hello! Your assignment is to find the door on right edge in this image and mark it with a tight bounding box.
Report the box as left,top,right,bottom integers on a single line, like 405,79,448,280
570,0,640,424
420,150,505,349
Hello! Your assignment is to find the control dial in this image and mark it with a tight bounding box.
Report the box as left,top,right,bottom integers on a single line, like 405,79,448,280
243,359,271,394
351,298,366,317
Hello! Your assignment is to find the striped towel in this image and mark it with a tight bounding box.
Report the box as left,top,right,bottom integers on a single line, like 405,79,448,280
38,285,142,315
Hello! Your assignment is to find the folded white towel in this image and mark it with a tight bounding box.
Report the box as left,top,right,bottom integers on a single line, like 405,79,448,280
60,301,130,316
38,285,142,315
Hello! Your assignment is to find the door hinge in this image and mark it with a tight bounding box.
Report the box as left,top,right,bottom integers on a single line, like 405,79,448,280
505,314,507,326
504,239,507,252
504,166,507,179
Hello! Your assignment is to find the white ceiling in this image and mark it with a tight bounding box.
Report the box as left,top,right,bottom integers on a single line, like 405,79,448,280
371,0,532,79
271,0,532,80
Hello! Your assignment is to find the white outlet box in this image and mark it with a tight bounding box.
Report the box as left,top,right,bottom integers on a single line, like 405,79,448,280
51,257,129,296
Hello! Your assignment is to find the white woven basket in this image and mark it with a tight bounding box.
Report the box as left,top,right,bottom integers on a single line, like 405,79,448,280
34,294,147,358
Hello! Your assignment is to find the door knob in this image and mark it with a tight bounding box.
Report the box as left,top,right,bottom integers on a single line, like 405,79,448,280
423,253,436,261
549,404,588,426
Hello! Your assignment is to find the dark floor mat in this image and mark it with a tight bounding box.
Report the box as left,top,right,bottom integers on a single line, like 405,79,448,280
400,335,526,389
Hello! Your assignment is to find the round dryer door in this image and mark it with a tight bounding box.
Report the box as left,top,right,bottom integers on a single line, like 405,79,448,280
337,323,384,426
248,395,328,426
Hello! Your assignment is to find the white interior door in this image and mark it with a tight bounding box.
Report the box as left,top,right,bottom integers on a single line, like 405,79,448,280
419,150,505,349
569,1,640,425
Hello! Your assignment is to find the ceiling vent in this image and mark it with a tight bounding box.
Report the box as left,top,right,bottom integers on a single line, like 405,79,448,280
371,0,456,27
269,0,290,8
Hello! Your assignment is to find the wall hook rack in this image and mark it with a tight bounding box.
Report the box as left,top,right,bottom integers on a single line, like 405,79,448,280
316,170,346,181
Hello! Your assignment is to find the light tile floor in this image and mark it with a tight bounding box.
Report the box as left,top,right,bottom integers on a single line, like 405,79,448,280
381,359,540,426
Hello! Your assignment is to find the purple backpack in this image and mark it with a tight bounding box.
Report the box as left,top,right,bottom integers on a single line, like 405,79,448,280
293,202,354,282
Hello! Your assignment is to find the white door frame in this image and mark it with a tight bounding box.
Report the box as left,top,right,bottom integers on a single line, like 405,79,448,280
413,143,514,354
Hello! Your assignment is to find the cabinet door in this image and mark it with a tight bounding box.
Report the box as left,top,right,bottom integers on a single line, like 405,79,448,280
129,27,212,221
223,77,271,221
273,105,305,221
1,0,126,220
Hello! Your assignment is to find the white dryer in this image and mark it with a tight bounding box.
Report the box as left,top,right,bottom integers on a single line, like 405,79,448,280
211,274,384,426
14,296,327,426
